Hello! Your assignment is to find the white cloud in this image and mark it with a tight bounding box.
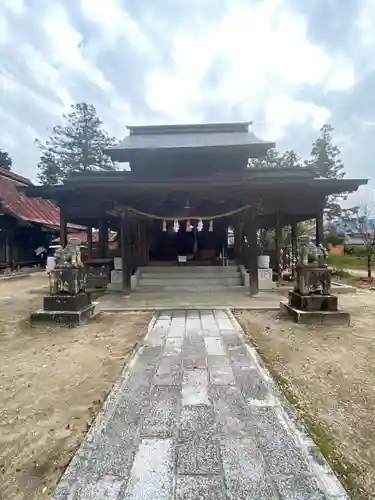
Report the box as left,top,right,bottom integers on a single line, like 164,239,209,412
264,95,331,139
0,13,8,44
145,0,355,134
2,0,25,16
80,0,153,53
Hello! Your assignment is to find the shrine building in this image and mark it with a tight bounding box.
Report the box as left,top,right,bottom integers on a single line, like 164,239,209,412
24,122,367,295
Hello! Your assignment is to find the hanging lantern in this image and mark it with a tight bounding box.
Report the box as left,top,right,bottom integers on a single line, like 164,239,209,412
186,219,191,232
197,219,203,232
162,220,167,232
173,220,180,233
209,220,213,232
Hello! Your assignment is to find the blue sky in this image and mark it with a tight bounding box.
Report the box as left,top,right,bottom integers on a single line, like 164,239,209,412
0,0,374,202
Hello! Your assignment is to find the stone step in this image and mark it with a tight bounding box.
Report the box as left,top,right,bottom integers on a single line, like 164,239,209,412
134,285,245,292
140,272,241,281
139,277,242,286
139,266,238,274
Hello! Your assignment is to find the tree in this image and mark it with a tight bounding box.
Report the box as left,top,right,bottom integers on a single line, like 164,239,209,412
36,102,117,185
0,149,12,170
324,231,346,247
279,149,301,168
308,124,346,221
346,202,375,278
248,148,282,168
248,148,302,169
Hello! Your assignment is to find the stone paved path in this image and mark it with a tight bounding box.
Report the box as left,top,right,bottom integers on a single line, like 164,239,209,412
52,310,348,500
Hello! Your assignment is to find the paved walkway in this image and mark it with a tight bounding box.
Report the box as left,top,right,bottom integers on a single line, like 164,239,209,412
53,310,348,500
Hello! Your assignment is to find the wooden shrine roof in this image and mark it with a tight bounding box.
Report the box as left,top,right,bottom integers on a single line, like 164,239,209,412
105,121,275,162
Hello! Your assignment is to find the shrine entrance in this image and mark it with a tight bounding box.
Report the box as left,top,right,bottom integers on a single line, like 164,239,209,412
149,220,227,264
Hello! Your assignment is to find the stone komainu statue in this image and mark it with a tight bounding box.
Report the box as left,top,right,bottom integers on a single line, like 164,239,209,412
294,241,331,296
49,239,86,296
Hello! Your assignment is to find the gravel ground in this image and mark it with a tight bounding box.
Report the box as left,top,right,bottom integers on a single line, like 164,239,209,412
235,289,375,500
0,274,152,500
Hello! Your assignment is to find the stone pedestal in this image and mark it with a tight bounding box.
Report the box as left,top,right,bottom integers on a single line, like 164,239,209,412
108,270,122,291
281,291,350,325
31,292,98,327
86,258,111,289
258,268,276,291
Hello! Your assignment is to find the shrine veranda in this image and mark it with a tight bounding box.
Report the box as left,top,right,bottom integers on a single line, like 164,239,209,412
24,122,367,295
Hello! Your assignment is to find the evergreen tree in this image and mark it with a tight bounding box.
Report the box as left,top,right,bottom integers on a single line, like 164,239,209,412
279,149,301,168
308,124,346,220
0,149,12,171
36,102,117,185
248,148,282,168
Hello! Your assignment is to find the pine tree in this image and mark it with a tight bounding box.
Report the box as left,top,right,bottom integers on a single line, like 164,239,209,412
248,148,282,168
308,124,346,220
0,149,12,171
36,102,117,185
279,149,301,168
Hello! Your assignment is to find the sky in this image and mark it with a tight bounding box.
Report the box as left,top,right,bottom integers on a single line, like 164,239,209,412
0,0,374,202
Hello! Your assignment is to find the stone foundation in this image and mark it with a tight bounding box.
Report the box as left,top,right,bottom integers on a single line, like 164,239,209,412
31,291,98,327
280,301,350,325
31,302,98,327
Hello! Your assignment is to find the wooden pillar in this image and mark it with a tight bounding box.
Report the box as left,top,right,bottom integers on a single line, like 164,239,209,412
5,231,14,270
275,211,282,285
243,212,259,296
98,218,108,258
291,222,298,278
121,211,132,292
316,209,324,246
60,210,67,247
87,225,93,259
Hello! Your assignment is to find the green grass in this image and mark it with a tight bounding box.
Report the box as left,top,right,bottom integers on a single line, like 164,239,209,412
327,253,368,270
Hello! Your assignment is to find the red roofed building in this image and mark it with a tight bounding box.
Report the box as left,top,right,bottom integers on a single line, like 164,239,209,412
0,167,82,269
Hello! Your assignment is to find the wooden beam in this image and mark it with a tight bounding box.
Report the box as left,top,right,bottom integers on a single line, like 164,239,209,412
98,218,108,258
316,208,324,246
243,211,259,296
121,211,132,292
59,210,67,247
291,222,297,279
87,225,93,259
275,210,282,285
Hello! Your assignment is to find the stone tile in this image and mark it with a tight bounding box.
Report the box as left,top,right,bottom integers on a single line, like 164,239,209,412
235,365,270,402
274,475,326,500
177,438,221,474
221,438,277,499
204,337,225,355
72,475,125,500
216,316,236,331
123,438,173,500
182,338,207,358
141,387,179,437
178,405,215,440
82,434,137,479
182,369,210,406
182,354,206,370
154,356,182,386
163,337,183,356
210,385,253,438
175,475,226,500
258,426,310,475
207,355,235,385
167,327,185,338
186,309,200,318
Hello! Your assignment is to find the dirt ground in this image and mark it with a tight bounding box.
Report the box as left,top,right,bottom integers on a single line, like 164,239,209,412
0,273,152,500
235,289,375,500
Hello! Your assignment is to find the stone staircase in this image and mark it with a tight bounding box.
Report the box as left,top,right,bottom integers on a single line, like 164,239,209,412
136,265,244,292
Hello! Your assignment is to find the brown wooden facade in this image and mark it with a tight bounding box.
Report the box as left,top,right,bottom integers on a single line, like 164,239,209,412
24,122,368,294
